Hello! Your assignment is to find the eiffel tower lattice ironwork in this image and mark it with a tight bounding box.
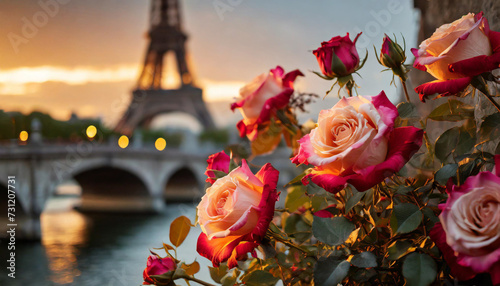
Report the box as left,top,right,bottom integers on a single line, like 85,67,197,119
115,0,215,135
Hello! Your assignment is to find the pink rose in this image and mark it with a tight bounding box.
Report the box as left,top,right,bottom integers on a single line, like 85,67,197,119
142,255,176,285
291,91,423,193
429,155,500,284
313,33,362,78
231,66,303,141
205,151,230,184
196,158,279,268
412,12,500,101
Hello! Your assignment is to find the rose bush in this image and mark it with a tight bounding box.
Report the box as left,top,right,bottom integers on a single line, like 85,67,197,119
292,91,423,193
412,12,500,101
142,255,176,285
196,153,279,268
429,155,500,284
231,66,303,141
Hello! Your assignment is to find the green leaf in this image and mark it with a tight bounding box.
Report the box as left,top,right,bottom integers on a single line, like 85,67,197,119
313,216,355,246
390,203,422,234
209,264,228,284
169,216,191,247
434,163,458,185
314,257,350,286
284,213,312,243
221,269,240,286
345,186,365,213
435,127,460,162
306,181,327,195
397,102,419,119
479,113,500,143
351,268,377,283
285,186,310,212
387,240,413,260
351,251,378,268
244,270,279,286
402,253,437,286
427,99,474,122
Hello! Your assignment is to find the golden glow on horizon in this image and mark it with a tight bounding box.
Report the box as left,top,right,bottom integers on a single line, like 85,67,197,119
155,138,167,151
0,66,245,101
19,130,28,142
118,135,129,149
86,125,97,139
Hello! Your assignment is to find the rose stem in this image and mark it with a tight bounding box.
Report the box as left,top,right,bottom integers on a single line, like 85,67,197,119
483,91,500,113
400,77,434,158
266,232,310,255
179,275,217,286
400,78,411,103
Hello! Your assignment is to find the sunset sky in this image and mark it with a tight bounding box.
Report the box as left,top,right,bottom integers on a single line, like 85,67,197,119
0,0,419,128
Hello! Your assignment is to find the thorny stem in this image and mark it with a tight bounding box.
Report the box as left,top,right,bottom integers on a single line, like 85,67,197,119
400,78,411,103
179,275,217,286
399,78,434,158
266,231,311,255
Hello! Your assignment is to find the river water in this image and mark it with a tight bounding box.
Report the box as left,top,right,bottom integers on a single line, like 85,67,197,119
0,196,212,286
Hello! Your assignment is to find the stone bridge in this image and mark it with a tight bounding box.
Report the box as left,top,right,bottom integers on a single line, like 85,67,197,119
0,139,297,240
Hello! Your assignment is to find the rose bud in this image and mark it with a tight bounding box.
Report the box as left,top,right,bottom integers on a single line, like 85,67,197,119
412,12,500,101
196,158,279,268
313,33,363,79
429,155,500,285
142,255,176,285
205,151,231,184
291,91,423,194
378,34,408,80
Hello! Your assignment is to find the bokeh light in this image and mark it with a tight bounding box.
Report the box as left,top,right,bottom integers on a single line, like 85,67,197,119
118,135,129,149
19,130,28,142
155,138,167,151
86,125,97,139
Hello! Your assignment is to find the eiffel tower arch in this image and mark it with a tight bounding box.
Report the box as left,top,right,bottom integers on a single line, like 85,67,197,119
115,0,215,135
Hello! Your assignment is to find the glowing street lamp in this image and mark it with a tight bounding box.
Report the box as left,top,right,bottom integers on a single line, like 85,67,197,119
155,138,166,151
86,125,97,139
19,131,29,142
118,135,129,149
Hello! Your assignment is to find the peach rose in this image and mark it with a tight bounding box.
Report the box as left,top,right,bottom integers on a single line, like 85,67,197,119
197,158,279,268
412,12,500,101
430,155,500,284
292,91,423,193
231,66,303,140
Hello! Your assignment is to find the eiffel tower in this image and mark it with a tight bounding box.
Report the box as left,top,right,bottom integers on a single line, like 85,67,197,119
115,0,215,135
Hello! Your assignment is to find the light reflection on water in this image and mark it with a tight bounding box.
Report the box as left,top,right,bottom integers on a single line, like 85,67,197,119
0,197,210,286
42,211,89,284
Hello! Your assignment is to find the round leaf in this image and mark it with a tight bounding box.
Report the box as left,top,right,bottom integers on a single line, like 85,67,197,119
390,203,422,234
169,216,192,247
351,251,378,268
402,253,437,286
314,257,350,286
313,216,355,246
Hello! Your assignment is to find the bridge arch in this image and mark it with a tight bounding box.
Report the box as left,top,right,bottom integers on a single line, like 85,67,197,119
161,164,205,202
72,165,158,212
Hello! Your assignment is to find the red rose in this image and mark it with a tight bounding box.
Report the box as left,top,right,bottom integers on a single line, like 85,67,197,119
205,151,230,184
142,255,176,285
429,155,500,285
291,91,423,193
313,33,362,78
197,156,279,268
378,34,407,79
231,66,303,141
412,12,500,101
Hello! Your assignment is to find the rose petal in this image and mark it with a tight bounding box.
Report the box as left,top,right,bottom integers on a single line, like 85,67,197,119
196,233,243,267
429,223,477,281
205,151,231,184
415,77,471,102
449,52,500,77
304,126,423,193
